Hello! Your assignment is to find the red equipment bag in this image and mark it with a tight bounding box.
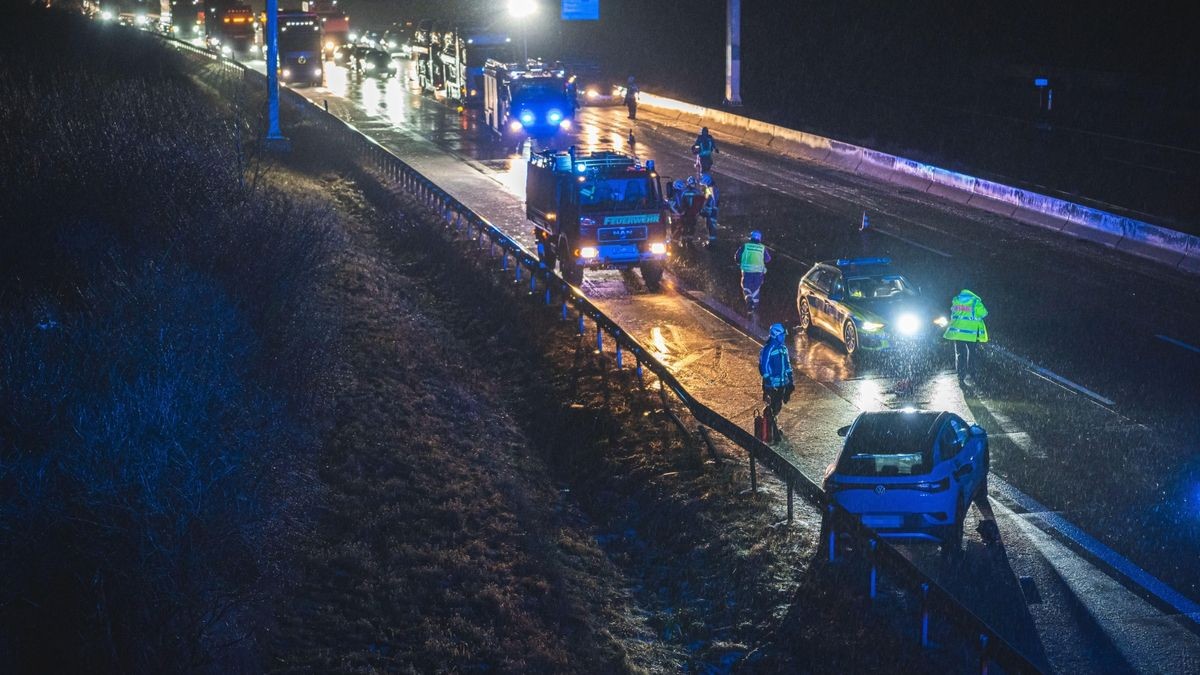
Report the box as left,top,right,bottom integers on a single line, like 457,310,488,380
754,406,775,443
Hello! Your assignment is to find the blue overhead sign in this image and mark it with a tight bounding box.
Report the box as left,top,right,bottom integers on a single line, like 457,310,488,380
562,0,599,21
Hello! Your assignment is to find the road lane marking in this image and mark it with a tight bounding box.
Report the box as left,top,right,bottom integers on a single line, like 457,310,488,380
991,478,1200,627
873,227,954,258
990,345,1117,407
1156,334,1200,354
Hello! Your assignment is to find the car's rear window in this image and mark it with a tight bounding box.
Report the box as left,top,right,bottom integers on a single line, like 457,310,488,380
838,412,938,476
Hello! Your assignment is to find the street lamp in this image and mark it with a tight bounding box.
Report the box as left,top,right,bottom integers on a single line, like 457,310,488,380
507,0,536,64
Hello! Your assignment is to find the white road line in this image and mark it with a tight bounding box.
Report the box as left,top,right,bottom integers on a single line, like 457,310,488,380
1156,334,1200,354
991,345,1117,407
990,478,1200,626
872,227,955,258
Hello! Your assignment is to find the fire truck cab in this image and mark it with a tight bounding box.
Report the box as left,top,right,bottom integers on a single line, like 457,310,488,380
526,149,669,290
482,59,575,139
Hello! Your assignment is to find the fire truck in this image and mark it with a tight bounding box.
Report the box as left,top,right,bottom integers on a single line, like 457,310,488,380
303,0,348,61
203,1,254,57
482,59,575,139
526,149,669,289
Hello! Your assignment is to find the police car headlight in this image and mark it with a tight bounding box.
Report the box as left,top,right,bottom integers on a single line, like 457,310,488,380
649,242,667,255
861,321,884,332
547,109,563,123
519,110,535,125
934,316,949,328
100,10,113,20
325,40,335,51
896,313,921,336
586,88,598,98
579,246,599,259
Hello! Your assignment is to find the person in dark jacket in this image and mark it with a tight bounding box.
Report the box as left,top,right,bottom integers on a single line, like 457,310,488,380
759,323,795,439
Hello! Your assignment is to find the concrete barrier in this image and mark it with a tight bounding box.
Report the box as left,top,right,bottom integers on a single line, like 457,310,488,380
1179,238,1200,275
636,93,1197,275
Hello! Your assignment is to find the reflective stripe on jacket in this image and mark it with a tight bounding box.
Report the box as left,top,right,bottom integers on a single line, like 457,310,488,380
739,242,767,273
759,340,794,388
943,289,989,343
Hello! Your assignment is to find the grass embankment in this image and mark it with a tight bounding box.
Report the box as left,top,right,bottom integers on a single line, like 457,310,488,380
0,9,339,671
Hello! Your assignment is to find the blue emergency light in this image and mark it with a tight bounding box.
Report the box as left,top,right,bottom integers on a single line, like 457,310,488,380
1034,78,1049,87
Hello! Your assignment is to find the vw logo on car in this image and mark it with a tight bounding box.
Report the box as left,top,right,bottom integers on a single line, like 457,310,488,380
874,485,887,495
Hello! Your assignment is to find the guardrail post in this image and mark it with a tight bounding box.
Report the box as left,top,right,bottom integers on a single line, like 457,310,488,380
868,539,878,600
920,583,931,648
530,269,538,293
616,342,624,369
561,300,570,320
749,455,757,492
544,281,552,305
578,314,585,336
826,505,837,562
515,263,523,282
501,252,509,271
786,478,793,523
978,634,989,675
636,361,644,385
595,320,604,352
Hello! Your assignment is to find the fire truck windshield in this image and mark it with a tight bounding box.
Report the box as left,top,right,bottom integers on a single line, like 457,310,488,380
511,80,565,99
578,176,654,212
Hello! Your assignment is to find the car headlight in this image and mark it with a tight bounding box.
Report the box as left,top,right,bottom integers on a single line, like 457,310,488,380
934,316,949,328
100,10,113,20
221,45,232,56
586,89,598,98
896,313,921,336
313,67,322,76
547,109,563,123
519,110,535,125
325,40,335,51
509,120,524,132
364,61,376,70
579,246,598,259
649,242,667,255
282,68,291,78
558,119,571,130
861,321,884,332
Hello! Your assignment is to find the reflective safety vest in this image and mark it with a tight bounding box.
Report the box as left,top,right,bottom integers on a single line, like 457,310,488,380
943,289,989,343
760,340,794,388
739,242,767,273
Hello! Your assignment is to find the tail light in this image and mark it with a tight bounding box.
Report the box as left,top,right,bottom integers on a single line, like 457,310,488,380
914,478,949,492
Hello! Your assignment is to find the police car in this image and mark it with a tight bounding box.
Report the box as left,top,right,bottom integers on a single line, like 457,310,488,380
796,258,947,355
823,410,989,551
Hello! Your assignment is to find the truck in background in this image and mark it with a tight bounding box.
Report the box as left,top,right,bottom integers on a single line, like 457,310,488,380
203,1,254,57
525,149,669,289
303,0,348,61
438,27,512,109
277,10,323,86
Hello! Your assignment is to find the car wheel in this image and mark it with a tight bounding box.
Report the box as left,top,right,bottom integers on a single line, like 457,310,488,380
798,301,812,333
843,320,859,356
940,502,964,556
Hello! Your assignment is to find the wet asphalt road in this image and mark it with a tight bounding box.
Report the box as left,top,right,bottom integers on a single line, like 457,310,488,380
239,57,1200,670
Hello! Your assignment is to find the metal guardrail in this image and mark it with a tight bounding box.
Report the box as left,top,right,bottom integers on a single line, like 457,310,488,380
165,38,1043,674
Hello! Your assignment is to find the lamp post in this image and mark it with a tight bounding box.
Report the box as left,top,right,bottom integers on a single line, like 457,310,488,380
265,0,287,147
507,0,536,64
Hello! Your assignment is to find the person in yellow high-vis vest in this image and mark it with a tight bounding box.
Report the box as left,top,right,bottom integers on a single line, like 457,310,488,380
943,288,988,383
734,230,771,313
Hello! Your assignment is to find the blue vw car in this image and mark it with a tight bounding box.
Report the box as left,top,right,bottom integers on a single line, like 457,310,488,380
823,410,989,552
